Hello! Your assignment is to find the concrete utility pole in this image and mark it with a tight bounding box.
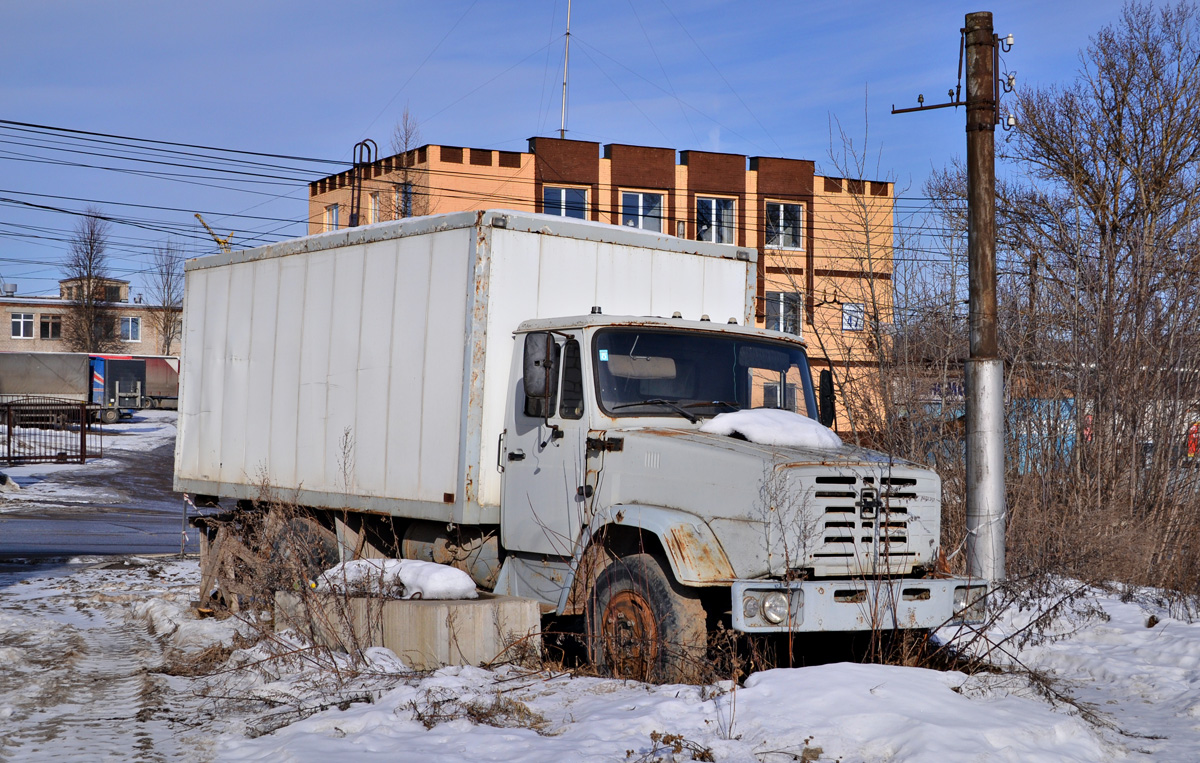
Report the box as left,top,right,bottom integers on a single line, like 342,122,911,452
963,11,1006,582
890,11,1008,583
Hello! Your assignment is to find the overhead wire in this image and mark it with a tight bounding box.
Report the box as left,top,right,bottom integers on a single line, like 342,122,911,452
656,0,783,156
357,0,481,140
0,119,345,165
625,0,701,147
0,120,1135,291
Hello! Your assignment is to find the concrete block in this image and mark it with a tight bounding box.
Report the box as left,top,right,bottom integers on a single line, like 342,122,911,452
275,590,541,671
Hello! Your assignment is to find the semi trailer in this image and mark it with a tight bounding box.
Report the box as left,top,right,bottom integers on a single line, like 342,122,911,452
0,352,178,422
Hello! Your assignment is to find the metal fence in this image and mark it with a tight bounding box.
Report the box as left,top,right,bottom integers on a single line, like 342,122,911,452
1,396,103,465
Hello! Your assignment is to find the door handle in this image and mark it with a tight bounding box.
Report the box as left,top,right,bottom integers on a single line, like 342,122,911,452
507,450,526,462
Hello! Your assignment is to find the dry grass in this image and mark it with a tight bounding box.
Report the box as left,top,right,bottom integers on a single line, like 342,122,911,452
408,688,551,733
625,731,715,762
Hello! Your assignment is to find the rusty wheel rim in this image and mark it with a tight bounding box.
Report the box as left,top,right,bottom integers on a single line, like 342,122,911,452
602,589,659,680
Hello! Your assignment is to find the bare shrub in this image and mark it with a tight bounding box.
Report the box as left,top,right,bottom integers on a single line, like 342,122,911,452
407,688,550,733
626,730,715,762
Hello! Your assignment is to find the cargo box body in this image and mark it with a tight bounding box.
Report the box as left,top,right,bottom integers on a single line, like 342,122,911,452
0,352,90,402
173,210,756,525
142,356,180,399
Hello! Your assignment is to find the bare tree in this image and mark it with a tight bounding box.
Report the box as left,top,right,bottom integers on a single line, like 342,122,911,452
771,110,907,444
909,2,1200,595
62,207,121,353
146,240,184,355
384,105,430,219
996,1,1200,590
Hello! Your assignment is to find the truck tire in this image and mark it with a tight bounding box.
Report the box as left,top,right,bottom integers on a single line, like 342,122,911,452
586,553,707,684
100,408,119,425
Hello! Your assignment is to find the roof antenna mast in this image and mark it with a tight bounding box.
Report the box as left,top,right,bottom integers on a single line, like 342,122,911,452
559,0,572,139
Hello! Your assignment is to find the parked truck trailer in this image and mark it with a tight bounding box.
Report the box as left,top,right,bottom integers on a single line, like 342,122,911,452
0,352,178,422
0,352,91,402
174,210,983,680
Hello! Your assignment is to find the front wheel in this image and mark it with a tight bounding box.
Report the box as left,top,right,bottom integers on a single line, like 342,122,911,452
586,553,707,683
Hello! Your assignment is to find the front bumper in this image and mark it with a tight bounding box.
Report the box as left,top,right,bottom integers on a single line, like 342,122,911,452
730,577,986,633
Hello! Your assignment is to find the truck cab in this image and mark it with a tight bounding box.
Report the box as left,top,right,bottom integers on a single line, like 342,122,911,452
497,313,983,679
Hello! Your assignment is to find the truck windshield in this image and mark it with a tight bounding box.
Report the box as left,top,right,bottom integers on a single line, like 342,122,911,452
593,328,818,420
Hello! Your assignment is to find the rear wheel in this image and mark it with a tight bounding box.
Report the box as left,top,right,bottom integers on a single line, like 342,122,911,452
99,408,119,425
586,553,707,683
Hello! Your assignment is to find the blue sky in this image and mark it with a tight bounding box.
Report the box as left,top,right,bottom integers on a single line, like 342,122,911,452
1,0,1128,297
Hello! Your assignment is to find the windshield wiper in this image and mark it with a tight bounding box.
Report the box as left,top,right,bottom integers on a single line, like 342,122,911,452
682,400,740,412
609,399,699,423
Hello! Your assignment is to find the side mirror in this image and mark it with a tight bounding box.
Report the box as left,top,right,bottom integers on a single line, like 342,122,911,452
818,369,836,428
523,332,559,419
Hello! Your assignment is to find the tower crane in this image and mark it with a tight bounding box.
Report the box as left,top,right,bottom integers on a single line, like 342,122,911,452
194,213,234,253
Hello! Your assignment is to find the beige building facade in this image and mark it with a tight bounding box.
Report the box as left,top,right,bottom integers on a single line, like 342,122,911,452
308,137,895,431
2,278,181,355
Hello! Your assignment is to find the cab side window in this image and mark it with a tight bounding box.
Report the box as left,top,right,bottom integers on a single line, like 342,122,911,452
559,339,584,419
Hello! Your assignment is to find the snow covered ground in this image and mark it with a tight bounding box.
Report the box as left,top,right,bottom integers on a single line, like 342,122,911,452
3,413,1200,760
0,410,179,510
2,556,1199,761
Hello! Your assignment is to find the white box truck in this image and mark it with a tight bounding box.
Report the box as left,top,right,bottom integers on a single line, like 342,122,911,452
175,210,982,681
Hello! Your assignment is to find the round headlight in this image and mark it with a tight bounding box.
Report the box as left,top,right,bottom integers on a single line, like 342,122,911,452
762,592,790,624
742,595,760,620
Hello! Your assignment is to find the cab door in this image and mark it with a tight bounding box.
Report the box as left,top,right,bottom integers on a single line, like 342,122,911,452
501,334,588,557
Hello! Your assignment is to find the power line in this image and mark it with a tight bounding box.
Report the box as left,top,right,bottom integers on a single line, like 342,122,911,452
0,119,346,165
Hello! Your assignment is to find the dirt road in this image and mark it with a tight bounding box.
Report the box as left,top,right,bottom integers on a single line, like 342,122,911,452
0,439,197,559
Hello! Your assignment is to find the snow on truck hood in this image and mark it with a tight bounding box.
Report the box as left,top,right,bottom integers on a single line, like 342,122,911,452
699,408,843,450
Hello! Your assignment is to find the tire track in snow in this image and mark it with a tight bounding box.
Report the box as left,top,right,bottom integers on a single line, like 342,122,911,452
0,583,200,761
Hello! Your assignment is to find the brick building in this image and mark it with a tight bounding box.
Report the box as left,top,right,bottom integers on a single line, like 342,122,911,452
2,277,181,355
307,137,895,427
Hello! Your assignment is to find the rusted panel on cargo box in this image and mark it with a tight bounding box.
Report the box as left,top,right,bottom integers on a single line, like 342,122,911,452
664,524,734,581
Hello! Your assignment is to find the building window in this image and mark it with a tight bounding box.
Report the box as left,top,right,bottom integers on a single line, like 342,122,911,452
621,192,663,232
369,192,380,224
40,314,61,340
696,197,735,244
105,285,123,302
11,313,33,339
121,316,141,342
543,186,587,219
842,303,866,332
325,203,339,231
394,183,413,218
764,291,802,335
765,202,804,249
763,382,798,412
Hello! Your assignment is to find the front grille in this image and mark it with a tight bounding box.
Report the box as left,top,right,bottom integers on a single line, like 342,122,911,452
796,470,932,575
